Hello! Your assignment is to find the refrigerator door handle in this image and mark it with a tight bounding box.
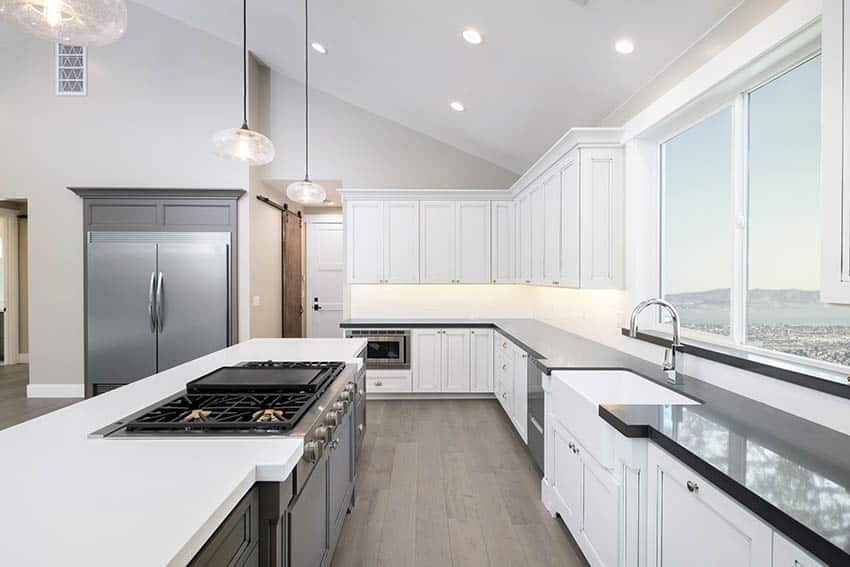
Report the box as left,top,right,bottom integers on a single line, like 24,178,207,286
156,272,164,332
148,272,157,333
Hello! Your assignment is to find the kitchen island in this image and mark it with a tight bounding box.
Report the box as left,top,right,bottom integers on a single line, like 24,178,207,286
0,338,366,567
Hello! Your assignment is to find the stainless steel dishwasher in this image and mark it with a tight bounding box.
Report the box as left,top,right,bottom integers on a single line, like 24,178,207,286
527,359,545,473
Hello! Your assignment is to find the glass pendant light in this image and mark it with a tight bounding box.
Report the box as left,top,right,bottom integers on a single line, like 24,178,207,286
3,0,127,47
212,0,275,167
286,0,326,206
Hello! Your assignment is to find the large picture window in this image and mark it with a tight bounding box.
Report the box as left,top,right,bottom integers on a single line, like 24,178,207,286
660,53,850,368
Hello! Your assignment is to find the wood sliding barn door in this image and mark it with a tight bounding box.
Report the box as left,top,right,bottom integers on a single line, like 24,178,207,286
282,211,303,337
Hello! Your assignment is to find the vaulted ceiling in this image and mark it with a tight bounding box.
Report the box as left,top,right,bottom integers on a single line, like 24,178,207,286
134,0,744,173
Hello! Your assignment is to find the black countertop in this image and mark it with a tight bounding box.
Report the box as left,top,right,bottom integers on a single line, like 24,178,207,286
342,318,850,565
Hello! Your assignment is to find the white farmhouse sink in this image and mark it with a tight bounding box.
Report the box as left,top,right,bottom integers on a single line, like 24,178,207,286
560,370,699,406
550,370,700,469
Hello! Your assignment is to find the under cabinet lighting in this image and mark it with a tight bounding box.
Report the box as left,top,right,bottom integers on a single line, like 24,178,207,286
311,42,327,54
450,101,465,112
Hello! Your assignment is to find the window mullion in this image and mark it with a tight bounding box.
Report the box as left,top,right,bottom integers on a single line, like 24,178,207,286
731,94,749,346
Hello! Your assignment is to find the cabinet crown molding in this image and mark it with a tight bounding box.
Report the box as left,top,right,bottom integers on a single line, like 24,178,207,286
508,127,623,197
339,188,510,201
68,187,246,200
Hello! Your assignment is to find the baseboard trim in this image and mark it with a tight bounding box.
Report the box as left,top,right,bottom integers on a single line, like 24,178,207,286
27,383,84,399
17,353,29,363
366,393,496,400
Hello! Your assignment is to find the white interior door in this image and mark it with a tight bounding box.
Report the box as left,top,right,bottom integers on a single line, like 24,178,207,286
306,216,344,338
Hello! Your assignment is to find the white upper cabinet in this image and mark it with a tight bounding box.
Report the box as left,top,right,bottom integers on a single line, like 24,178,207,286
821,1,850,303
518,193,532,284
345,200,419,284
559,153,581,288
579,147,624,289
345,201,384,284
456,201,492,283
383,201,420,283
491,201,514,283
530,184,546,284
419,201,457,283
419,201,491,284
543,168,562,285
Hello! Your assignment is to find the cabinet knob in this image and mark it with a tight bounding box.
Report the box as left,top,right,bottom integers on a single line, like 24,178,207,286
568,442,575,450
502,364,507,370
686,481,699,493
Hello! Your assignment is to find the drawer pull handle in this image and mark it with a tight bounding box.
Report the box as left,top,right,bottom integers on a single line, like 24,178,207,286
375,381,383,386
686,481,699,493
530,416,543,434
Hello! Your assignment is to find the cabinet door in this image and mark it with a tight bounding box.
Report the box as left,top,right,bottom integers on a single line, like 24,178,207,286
821,0,850,303
559,154,581,288
772,532,826,567
328,412,353,547
413,329,443,392
647,444,772,567
551,420,583,532
579,148,624,289
543,169,562,285
456,201,491,283
518,193,532,284
530,184,546,284
442,329,471,392
346,201,383,283
579,450,621,567
469,329,493,392
420,201,456,283
495,350,513,412
512,347,528,442
491,202,514,283
288,460,328,567
383,201,419,283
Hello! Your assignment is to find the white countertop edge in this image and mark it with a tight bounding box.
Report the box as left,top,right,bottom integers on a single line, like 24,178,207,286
169,446,304,567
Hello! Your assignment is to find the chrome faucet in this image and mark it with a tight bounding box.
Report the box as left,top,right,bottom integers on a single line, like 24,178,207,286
629,298,683,384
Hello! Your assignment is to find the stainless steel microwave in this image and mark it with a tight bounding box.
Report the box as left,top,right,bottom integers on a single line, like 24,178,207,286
344,329,410,370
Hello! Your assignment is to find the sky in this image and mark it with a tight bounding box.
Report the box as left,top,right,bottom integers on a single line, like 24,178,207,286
663,55,822,295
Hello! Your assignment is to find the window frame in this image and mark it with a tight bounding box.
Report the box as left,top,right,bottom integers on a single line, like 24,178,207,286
649,42,849,376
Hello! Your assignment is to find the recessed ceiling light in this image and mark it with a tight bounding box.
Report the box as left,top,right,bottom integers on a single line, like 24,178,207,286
462,28,483,45
615,38,635,55
450,101,465,112
311,42,327,54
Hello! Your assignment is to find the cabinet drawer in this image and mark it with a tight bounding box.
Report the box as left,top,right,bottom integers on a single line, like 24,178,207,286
367,371,412,393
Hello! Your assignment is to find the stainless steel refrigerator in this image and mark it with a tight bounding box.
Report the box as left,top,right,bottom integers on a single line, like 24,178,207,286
86,232,230,394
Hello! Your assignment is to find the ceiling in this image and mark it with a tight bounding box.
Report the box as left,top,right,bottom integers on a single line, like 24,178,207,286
134,0,744,174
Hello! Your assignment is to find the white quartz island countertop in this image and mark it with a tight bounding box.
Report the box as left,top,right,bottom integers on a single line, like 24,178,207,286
0,338,366,567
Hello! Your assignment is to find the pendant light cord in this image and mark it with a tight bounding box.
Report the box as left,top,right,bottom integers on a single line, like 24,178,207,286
241,0,248,129
304,0,310,182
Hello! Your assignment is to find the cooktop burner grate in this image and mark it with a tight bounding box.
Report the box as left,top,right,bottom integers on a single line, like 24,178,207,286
123,392,318,433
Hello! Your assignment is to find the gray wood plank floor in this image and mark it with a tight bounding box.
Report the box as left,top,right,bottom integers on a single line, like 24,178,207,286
0,364,78,431
332,399,588,567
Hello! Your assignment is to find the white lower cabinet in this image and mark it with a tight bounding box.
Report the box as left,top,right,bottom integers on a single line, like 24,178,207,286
469,329,494,392
412,329,444,392
647,443,773,567
495,347,514,414
405,328,495,395
366,370,412,394
772,532,825,567
511,345,528,442
442,329,471,392
546,417,622,567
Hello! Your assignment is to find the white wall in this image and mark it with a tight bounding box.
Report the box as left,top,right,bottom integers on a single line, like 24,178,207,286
0,3,249,391
264,73,519,190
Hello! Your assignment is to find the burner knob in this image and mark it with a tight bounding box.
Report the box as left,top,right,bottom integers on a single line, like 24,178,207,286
344,382,358,395
339,390,353,403
304,441,322,463
325,410,341,427
333,400,349,414
315,425,333,444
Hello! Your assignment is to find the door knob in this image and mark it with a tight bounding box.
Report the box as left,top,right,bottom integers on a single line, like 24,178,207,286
313,304,323,311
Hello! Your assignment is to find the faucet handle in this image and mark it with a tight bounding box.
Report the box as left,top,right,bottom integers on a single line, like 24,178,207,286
663,347,674,370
